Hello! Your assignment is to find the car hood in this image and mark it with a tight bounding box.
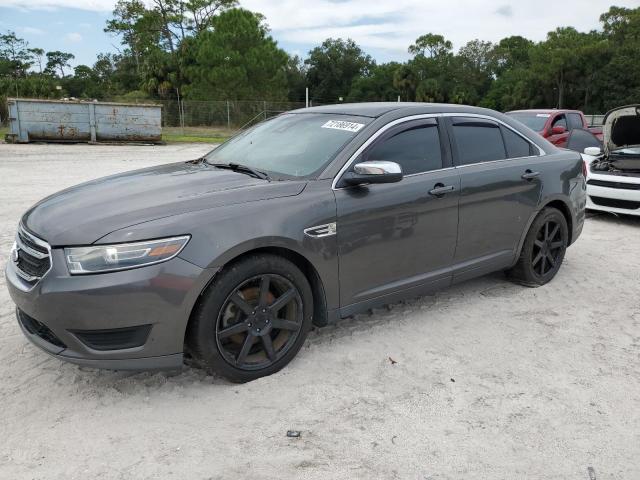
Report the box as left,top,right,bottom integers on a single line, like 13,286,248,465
603,105,640,154
23,161,307,246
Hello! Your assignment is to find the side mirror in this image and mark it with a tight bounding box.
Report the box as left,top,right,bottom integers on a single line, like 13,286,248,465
551,125,567,135
343,161,403,186
584,146,602,156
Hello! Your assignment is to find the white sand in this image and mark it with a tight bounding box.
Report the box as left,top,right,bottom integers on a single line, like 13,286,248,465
1,143,639,479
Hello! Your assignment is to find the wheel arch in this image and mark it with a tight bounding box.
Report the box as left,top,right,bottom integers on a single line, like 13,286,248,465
183,245,329,354
513,197,575,264
543,199,574,245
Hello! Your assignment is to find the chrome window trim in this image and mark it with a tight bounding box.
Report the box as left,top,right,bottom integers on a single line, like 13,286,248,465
332,114,440,190
332,112,545,190
403,167,456,178
442,112,546,164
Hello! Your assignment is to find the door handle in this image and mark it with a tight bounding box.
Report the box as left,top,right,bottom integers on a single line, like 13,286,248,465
428,184,456,196
521,170,540,180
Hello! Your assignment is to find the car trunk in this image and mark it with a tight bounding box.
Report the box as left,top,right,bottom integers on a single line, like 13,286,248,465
591,105,640,176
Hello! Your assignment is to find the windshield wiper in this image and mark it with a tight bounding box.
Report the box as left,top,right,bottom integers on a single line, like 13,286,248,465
209,162,271,181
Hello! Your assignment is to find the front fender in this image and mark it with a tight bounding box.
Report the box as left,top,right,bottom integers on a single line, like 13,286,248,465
97,180,340,310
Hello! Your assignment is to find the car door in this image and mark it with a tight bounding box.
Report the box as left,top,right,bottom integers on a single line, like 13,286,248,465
333,117,460,311
548,113,569,146
567,112,585,131
446,116,543,281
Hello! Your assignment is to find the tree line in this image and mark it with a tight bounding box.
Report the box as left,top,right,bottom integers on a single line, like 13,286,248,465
1,1,639,117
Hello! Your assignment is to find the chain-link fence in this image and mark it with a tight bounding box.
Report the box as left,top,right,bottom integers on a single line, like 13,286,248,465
0,98,312,141
155,100,308,130
1,95,607,140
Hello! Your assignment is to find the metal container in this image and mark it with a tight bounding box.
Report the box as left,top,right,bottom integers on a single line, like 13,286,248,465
5,98,162,143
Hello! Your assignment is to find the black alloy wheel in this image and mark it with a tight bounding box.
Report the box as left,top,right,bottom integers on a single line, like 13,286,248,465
216,274,303,370
507,207,568,286
531,219,565,276
186,254,313,382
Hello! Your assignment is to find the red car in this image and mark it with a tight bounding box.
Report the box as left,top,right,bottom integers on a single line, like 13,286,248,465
505,109,603,148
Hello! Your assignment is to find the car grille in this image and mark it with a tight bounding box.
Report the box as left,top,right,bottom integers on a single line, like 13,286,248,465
587,179,640,190
589,196,640,210
14,225,51,284
17,309,67,349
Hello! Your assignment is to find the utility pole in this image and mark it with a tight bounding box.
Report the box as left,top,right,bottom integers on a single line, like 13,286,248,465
175,88,184,134
305,87,309,109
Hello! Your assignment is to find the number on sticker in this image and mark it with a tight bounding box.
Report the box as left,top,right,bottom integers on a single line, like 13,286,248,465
321,120,365,132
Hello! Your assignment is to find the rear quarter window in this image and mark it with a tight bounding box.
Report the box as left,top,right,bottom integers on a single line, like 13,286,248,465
501,126,536,158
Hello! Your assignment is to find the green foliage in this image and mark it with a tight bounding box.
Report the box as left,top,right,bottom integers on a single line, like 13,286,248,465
45,51,75,77
284,55,306,102
348,62,402,101
0,31,33,77
409,34,452,58
305,38,374,102
1,4,640,120
183,8,289,100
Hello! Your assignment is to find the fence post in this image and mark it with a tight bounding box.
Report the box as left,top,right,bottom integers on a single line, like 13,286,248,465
175,88,184,135
226,100,231,130
180,99,185,131
305,87,309,108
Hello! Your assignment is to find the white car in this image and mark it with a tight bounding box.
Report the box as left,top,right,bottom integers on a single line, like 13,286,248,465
580,105,640,217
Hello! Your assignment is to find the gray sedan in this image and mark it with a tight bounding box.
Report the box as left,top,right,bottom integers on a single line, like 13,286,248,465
6,103,586,382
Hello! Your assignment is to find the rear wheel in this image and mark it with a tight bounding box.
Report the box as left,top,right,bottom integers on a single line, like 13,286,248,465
507,207,568,286
187,254,313,382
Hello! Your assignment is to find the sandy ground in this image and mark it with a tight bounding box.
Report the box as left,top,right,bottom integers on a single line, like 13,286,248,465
0,143,639,480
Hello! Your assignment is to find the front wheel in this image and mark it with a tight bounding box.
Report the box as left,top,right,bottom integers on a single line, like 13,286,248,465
186,254,313,382
507,207,569,286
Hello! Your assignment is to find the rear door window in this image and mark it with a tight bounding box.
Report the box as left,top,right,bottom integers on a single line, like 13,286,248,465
450,118,506,165
365,121,443,174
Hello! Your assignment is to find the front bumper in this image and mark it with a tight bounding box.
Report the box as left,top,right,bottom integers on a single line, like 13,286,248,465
586,177,640,216
6,249,217,370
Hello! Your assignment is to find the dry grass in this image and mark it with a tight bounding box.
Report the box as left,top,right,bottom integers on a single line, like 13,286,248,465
162,126,235,144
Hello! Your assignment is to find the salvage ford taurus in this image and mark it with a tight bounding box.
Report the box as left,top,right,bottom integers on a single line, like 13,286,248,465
6,103,586,382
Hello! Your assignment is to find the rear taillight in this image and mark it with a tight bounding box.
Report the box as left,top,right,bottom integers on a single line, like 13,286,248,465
582,160,588,178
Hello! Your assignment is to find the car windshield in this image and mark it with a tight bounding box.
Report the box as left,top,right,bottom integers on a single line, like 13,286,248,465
204,113,371,178
506,112,549,132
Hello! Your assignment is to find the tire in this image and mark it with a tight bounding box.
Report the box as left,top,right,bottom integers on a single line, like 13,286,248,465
186,254,313,383
507,207,569,287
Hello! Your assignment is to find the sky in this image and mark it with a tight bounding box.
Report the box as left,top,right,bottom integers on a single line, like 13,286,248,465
1,0,640,68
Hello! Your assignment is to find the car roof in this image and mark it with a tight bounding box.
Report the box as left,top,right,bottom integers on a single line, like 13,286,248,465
289,102,500,118
507,109,582,114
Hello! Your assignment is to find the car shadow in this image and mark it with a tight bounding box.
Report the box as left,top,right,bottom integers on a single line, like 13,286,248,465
53,271,516,391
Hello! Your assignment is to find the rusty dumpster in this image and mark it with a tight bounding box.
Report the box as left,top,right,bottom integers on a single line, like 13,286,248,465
5,98,162,144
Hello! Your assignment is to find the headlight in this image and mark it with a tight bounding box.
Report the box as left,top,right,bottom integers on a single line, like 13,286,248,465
65,236,190,274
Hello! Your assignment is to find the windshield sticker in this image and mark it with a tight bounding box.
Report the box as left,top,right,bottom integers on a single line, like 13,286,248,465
536,114,551,117
321,120,365,132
